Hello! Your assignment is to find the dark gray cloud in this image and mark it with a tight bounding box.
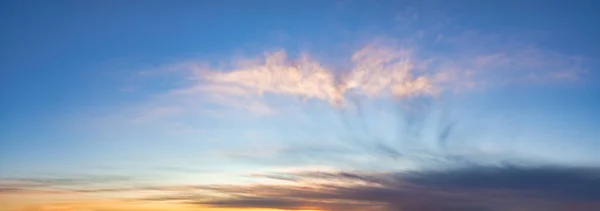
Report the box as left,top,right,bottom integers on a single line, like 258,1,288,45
404,165,600,200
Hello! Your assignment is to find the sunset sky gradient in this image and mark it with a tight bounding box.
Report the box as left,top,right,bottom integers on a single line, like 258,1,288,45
1,0,600,211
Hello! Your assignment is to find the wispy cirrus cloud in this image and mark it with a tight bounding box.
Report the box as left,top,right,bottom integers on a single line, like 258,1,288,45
99,33,589,172
114,7,588,121
156,37,585,115
430,33,586,89
174,45,436,112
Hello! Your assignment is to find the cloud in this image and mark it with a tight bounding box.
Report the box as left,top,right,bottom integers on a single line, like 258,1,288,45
169,44,438,113
0,175,134,187
0,175,138,195
118,12,587,119
345,44,438,99
404,165,600,200
158,36,584,115
428,31,586,89
138,165,600,211
204,51,345,105
5,166,600,210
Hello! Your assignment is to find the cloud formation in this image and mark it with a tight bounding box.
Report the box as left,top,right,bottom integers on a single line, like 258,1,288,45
4,165,599,211
135,165,600,211
186,45,436,111
165,37,584,114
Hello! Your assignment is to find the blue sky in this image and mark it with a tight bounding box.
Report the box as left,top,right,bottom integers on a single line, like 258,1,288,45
1,1,600,210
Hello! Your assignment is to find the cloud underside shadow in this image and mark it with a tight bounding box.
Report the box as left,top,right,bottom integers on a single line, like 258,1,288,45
136,166,600,211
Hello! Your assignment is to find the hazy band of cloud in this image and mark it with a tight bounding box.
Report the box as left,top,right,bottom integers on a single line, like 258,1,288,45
138,165,600,211
6,165,598,211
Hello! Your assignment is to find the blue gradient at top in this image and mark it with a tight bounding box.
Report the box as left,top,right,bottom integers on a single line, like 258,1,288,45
1,0,599,179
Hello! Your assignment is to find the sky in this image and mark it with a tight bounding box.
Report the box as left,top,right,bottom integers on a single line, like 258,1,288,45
1,0,600,210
